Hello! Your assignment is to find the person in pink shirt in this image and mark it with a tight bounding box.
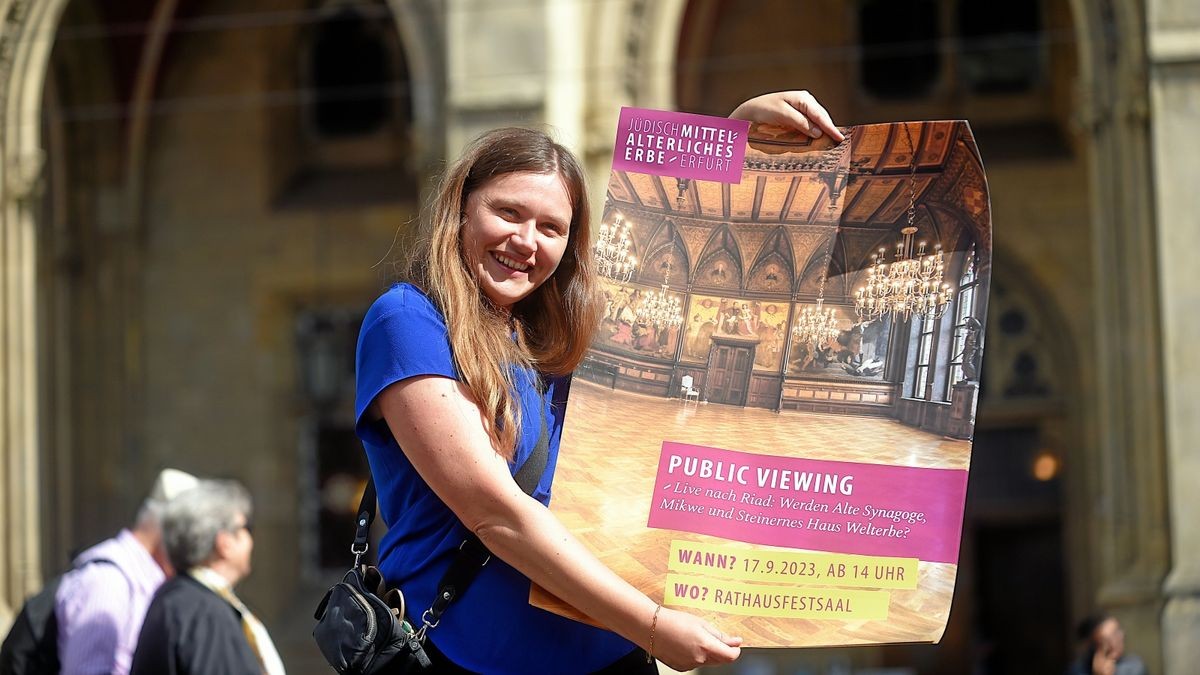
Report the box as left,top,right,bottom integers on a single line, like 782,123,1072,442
54,468,199,675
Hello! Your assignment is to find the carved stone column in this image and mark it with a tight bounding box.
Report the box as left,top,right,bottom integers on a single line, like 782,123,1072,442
383,0,446,193
1071,0,1169,671
1146,2,1200,672
444,0,549,154
0,0,68,631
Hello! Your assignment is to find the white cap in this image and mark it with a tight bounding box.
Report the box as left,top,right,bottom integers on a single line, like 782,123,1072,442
148,468,200,503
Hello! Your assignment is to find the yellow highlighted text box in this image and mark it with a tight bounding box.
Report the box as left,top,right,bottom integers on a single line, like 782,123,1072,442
668,540,919,589
665,574,890,620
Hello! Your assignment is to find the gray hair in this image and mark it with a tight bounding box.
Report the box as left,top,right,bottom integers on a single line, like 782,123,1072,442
162,479,253,572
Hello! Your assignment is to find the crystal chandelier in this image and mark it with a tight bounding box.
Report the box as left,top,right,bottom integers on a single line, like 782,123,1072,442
854,124,954,322
854,228,953,321
792,298,840,347
636,264,684,330
793,226,840,347
594,215,637,282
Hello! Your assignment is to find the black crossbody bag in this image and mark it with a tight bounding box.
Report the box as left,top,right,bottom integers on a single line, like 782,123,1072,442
313,404,550,675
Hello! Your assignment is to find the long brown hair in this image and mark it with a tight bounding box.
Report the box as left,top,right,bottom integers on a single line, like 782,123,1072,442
402,127,601,459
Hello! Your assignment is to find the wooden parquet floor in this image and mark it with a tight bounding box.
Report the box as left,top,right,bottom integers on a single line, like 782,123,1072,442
532,380,970,647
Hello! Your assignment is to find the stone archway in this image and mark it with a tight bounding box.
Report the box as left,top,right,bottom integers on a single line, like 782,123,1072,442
0,0,447,629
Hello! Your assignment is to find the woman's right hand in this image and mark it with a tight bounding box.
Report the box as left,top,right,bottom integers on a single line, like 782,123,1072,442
729,90,844,142
651,607,742,671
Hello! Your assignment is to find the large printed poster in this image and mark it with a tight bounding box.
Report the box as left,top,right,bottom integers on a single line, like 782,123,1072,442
533,109,992,647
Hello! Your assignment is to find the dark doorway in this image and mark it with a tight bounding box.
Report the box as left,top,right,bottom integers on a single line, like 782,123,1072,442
974,520,1068,672
965,424,1069,674
706,336,756,405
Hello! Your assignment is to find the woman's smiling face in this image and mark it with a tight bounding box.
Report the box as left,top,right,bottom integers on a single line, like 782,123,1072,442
460,171,573,310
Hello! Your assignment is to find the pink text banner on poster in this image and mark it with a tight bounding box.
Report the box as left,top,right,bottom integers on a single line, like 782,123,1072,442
648,441,968,564
612,107,750,184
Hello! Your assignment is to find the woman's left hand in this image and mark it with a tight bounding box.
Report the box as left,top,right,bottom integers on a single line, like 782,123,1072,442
730,90,845,142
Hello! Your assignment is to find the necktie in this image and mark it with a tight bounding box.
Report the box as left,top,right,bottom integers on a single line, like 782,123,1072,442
215,586,286,675
190,569,287,675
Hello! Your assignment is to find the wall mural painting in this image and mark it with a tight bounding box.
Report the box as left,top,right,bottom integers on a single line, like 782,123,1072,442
747,259,792,294
680,295,789,371
751,301,789,371
680,294,722,363
596,277,683,359
787,302,892,380
694,249,742,291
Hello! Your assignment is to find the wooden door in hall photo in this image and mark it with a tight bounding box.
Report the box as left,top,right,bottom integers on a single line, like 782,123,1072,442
706,336,757,405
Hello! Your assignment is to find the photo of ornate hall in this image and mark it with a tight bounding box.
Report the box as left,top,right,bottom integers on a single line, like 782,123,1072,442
540,120,991,646
578,121,990,441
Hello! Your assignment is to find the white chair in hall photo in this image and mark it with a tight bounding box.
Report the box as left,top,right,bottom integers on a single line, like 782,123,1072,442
680,375,700,403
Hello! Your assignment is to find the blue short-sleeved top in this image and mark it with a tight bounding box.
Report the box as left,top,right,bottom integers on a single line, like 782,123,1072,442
354,283,634,674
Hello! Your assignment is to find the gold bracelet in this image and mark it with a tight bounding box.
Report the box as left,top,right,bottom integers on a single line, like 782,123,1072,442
647,604,662,663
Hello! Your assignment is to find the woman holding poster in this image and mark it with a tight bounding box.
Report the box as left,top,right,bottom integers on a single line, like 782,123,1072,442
353,92,841,673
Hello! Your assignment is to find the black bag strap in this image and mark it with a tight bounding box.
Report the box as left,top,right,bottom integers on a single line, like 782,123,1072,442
351,384,552,631
351,480,376,564
511,405,550,495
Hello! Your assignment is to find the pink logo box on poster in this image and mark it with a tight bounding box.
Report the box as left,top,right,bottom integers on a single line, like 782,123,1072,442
612,107,750,184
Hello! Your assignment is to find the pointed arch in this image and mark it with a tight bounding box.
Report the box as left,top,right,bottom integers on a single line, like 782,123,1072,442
825,230,854,300
693,225,744,291
796,228,838,296
638,218,690,286
746,226,795,293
